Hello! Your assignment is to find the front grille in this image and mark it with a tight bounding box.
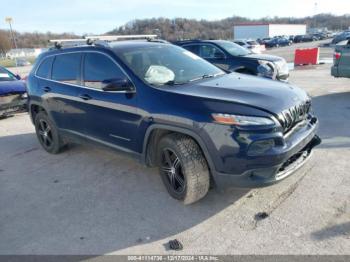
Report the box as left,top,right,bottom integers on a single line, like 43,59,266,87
277,100,311,133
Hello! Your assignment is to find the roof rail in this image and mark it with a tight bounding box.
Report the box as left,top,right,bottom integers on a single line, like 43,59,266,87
49,38,92,49
85,34,158,42
49,34,160,49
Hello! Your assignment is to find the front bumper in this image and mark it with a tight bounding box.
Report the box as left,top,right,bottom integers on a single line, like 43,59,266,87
331,65,339,77
276,73,289,82
0,94,27,117
209,117,320,188
213,135,321,188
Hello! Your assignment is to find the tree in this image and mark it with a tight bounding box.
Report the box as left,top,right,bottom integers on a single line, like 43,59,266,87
0,30,12,55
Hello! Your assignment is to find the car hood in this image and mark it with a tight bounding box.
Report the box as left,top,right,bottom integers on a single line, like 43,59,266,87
244,53,284,62
0,80,26,96
168,73,309,115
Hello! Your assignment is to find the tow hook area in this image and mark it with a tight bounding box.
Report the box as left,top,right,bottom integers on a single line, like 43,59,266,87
276,135,321,180
309,135,322,149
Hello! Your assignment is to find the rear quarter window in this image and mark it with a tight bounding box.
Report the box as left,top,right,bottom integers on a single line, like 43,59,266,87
36,56,54,79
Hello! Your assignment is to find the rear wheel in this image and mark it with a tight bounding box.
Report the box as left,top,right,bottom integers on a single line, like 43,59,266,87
34,112,64,154
157,133,210,205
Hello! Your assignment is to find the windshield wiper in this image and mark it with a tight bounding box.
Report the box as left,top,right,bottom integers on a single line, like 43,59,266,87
189,72,224,82
160,80,185,86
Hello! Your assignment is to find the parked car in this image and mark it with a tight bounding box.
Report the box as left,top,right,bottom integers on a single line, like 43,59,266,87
233,39,264,54
174,40,289,81
16,58,31,67
331,40,350,78
293,35,317,43
27,37,321,204
0,66,27,117
332,31,350,45
257,38,272,45
265,38,292,48
312,33,327,40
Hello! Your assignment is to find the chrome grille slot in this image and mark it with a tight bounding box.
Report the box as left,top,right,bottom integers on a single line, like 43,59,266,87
278,100,311,134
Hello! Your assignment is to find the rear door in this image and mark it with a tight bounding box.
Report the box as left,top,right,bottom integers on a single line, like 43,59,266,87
77,52,141,152
337,41,350,78
37,53,85,133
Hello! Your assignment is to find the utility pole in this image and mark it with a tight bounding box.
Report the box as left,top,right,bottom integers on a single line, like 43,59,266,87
314,2,318,30
5,17,18,67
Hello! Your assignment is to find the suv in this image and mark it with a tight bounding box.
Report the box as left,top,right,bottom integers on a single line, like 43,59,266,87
331,40,350,78
174,40,289,81
27,36,321,204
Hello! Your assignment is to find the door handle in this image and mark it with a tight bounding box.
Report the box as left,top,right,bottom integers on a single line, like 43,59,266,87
43,87,51,92
78,94,92,100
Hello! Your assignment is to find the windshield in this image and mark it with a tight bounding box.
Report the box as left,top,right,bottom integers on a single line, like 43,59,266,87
216,40,251,56
116,44,225,86
0,67,17,81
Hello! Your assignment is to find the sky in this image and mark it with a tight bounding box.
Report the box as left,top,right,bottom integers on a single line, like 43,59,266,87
0,0,349,34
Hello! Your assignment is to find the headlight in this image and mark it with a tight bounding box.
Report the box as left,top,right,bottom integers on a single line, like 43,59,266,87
212,113,275,126
257,60,276,79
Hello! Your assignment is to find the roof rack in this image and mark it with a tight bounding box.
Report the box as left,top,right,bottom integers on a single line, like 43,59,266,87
85,34,158,42
49,38,92,49
49,34,160,49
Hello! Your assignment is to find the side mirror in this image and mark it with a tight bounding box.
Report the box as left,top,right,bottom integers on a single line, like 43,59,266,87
16,74,21,80
102,78,135,92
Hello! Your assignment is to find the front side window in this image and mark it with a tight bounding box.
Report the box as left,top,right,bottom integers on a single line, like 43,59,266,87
83,53,126,89
215,40,251,56
115,44,224,86
0,67,17,81
199,44,225,59
36,56,54,79
52,53,81,85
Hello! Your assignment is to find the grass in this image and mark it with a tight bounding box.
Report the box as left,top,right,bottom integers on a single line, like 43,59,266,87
0,57,36,68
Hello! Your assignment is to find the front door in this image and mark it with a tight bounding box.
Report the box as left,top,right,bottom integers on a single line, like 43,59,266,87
198,44,231,71
76,52,141,152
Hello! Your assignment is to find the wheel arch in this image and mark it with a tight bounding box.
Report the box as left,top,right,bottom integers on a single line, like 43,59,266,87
29,102,48,123
142,124,216,175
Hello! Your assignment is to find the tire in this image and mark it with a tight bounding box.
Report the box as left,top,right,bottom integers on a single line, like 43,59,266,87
34,112,63,154
157,133,210,205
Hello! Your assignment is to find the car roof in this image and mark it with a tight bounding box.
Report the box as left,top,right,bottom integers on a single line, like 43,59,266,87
39,40,169,58
175,39,231,45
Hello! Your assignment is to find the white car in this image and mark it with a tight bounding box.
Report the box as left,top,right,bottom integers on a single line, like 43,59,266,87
233,40,265,54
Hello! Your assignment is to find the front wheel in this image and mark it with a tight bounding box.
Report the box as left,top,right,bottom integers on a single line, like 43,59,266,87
157,134,210,205
34,112,64,154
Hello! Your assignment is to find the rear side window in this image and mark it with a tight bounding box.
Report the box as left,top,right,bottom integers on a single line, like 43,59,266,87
36,56,54,79
182,45,199,55
52,53,81,84
199,44,225,59
83,53,126,89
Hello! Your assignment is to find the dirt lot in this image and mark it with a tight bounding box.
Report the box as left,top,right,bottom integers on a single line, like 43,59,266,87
0,49,349,255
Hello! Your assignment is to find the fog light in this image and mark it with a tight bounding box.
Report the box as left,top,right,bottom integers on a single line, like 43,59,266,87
248,139,275,156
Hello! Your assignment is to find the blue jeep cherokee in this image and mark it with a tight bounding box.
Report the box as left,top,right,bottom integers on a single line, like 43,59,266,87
27,37,320,204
